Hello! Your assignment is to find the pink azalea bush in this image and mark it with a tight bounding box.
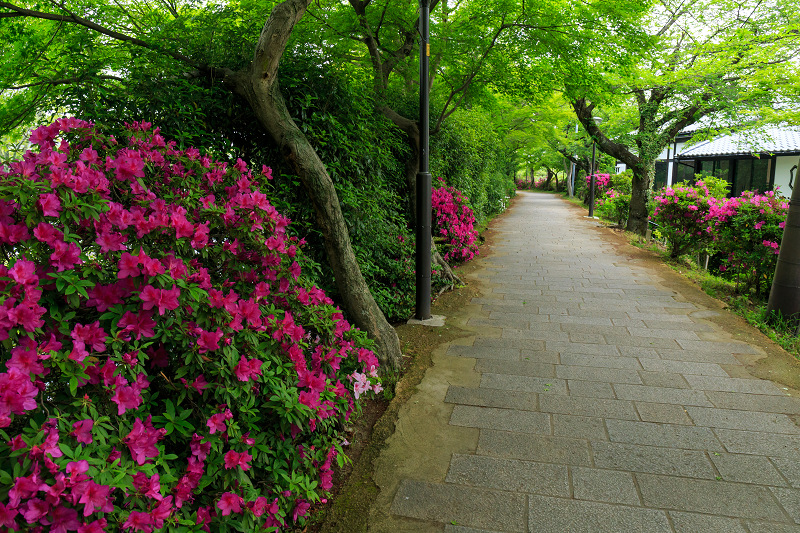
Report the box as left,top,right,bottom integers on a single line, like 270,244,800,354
651,180,721,258
0,118,382,531
584,172,612,194
708,189,788,295
596,171,633,226
515,179,535,191
432,178,479,262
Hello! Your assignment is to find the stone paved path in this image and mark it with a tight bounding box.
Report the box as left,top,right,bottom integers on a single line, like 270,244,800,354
368,192,800,532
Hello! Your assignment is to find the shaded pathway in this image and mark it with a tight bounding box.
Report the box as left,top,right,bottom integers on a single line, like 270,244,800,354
367,192,800,533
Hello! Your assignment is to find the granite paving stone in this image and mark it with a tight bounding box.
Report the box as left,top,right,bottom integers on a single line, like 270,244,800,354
447,345,523,361
473,360,556,378
556,365,643,384
444,386,539,411
477,429,592,466
544,341,621,356
771,487,800,523
538,394,640,420
449,405,551,435
377,193,800,532
706,391,800,414
636,473,788,520
612,383,714,407
552,414,608,441
445,454,569,496
600,334,680,349
391,480,526,532
559,353,642,370
772,457,800,488
566,380,617,399
444,525,508,533
747,522,800,533
637,370,690,389
480,373,567,395
527,495,672,532
668,511,749,532
684,374,786,395
685,406,800,433
627,327,702,340
711,453,789,486
605,418,725,450
590,441,716,478
656,348,741,364
638,358,729,376
570,466,640,505
676,339,759,354
634,402,695,425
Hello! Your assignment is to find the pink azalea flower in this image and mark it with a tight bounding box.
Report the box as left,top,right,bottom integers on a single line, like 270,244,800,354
0,502,19,529
197,328,223,353
111,384,143,415
122,510,153,532
124,416,166,465
37,193,62,217
74,479,113,517
9,258,38,286
223,450,252,470
132,472,162,500
71,419,94,444
50,241,82,271
139,284,180,315
41,504,80,532
20,497,49,522
234,356,263,382
117,252,140,278
78,518,108,533
216,492,243,516
206,409,232,434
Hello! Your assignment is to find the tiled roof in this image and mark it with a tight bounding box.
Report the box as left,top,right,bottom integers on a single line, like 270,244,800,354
678,127,800,157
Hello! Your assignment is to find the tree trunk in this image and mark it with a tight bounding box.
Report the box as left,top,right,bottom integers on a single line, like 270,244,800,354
626,163,654,235
229,0,403,371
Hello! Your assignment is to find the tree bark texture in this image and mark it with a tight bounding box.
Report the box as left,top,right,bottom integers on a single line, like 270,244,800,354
627,163,654,235
231,0,403,371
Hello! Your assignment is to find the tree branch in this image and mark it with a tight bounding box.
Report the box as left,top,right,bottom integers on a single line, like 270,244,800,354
7,74,123,90
0,1,196,66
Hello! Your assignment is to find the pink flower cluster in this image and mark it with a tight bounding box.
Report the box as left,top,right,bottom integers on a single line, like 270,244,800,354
0,118,380,531
652,182,788,293
431,178,480,262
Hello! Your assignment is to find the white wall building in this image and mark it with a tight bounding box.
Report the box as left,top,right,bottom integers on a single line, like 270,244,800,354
615,126,800,196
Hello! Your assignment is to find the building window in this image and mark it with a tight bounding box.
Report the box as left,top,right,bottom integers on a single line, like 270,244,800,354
733,158,771,195
675,160,696,183
654,161,667,190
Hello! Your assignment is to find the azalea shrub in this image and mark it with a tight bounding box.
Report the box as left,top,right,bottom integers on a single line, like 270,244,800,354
0,118,382,532
709,189,788,295
583,173,612,197
431,178,479,263
651,180,721,258
515,179,535,191
596,171,633,226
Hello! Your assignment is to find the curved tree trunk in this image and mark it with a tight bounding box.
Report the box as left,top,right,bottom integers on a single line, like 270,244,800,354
626,163,654,235
228,0,402,371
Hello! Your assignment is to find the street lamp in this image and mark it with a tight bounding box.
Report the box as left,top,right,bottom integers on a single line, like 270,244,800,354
587,116,603,218
415,0,432,321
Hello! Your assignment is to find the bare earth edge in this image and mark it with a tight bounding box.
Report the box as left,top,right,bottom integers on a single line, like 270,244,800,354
316,192,800,533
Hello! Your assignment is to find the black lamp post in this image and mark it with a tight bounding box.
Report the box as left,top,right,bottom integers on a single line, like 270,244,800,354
587,117,602,218
415,0,432,321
